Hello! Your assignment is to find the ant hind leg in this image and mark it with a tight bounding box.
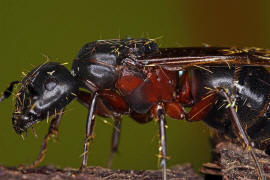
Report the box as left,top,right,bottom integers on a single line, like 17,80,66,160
221,89,265,180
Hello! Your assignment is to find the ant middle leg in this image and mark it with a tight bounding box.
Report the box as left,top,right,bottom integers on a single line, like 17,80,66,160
152,104,168,180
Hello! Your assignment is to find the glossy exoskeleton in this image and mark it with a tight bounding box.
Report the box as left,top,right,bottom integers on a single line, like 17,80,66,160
1,38,270,179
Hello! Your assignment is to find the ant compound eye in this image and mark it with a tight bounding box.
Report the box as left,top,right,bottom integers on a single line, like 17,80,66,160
44,78,58,91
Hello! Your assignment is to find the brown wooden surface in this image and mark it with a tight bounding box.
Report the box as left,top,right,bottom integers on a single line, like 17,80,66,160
201,141,270,180
0,163,203,180
1,141,270,179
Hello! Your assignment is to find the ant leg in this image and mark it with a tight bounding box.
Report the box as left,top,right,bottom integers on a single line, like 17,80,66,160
106,117,121,168
155,104,168,180
77,90,124,168
22,108,65,168
188,90,265,179
178,71,193,106
221,90,265,180
80,92,98,170
187,92,218,121
77,90,116,118
0,81,20,102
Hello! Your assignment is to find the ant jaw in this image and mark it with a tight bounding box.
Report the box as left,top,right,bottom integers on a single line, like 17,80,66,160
12,113,40,134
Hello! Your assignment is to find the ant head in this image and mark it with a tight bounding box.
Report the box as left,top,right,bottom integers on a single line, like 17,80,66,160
12,62,79,134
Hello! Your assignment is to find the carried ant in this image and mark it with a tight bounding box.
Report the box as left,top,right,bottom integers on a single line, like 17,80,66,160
1,38,270,180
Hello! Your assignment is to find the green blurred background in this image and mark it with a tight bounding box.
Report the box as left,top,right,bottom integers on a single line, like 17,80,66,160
0,0,269,172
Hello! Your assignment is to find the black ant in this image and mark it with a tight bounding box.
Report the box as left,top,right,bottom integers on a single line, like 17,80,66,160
1,38,270,179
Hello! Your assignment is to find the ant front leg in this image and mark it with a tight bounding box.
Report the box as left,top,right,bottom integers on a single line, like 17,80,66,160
21,108,65,169
80,92,98,170
0,81,20,102
77,90,126,168
153,104,168,180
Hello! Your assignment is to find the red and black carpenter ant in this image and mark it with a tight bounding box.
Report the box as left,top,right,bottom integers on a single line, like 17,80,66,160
1,38,270,179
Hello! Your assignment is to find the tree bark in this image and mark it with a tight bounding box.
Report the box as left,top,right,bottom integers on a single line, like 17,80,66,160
0,163,202,180
1,141,270,179
201,141,270,180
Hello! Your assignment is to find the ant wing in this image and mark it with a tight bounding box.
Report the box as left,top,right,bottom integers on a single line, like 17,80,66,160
137,47,270,70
